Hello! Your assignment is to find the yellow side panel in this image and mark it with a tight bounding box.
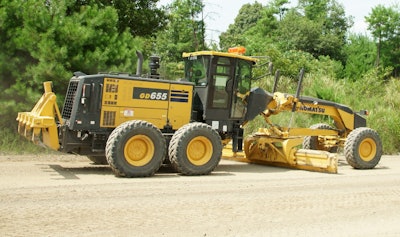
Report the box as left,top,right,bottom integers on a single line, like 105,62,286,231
103,78,170,109
101,106,168,129
101,77,193,130
168,84,193,130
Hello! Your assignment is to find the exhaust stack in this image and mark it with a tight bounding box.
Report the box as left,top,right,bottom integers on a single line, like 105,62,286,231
136,50,144,76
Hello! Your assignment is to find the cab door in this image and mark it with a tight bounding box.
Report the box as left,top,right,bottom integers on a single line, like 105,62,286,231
205,56,234,122
230,59,252,119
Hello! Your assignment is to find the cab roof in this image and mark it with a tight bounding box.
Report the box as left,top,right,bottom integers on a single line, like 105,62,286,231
182,51,258,64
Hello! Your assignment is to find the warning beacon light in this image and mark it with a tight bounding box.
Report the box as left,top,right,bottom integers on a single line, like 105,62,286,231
228,46,246,55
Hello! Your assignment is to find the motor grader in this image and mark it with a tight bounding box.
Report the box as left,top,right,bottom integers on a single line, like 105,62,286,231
230,68,382,173
16,48,382,177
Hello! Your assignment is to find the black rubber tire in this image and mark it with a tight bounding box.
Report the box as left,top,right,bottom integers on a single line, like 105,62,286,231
87,155,108,165
105,120,166,177
344,127,382,169
302,123,338,152
169,122,222,175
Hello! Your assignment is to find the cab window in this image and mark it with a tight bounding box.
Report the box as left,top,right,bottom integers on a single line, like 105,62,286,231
184,56,210,86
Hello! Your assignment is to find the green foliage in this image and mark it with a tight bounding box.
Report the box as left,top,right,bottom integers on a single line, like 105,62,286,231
155,0,206,63
308,73,344,103
219,2,265,51
0,128,49,155
221,0,351,63
366,4,400,76
276,10,322,52
344,34,377,81
0,0,143,129
160,62,185,80
69,0,168,37
279,0,351,62
346,70,400,154
373,112,400,154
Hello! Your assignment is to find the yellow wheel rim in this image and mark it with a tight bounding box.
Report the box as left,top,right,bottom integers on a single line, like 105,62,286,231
124,135,154,166
186,136,213,166
358,138,376,162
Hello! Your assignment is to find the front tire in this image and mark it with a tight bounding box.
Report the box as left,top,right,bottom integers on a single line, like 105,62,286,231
344,127,382,169
106,120,166,177
169,123,222,175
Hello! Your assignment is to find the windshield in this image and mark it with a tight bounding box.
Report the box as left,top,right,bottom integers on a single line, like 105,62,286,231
184,55,210,86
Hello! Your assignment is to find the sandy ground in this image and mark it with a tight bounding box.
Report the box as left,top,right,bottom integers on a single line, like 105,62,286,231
1,154,400,237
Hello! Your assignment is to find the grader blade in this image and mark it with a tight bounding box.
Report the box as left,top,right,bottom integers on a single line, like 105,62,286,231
291,149,338,173
16,81,62,150
222,136,338,174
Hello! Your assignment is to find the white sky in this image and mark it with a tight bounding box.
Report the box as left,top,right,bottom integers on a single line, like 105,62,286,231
158,0,399,44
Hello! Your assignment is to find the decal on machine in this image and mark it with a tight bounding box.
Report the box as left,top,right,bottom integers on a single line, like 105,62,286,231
133,88,169,101
299,105,326,113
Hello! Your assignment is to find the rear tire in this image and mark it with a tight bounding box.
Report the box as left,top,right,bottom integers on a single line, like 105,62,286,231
303,123,338,152
344,127,382,169
106,120,166,177
169,123,222,175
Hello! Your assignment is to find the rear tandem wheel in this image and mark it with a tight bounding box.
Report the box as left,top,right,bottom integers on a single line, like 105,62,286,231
105,120,166,177
169,122,222,175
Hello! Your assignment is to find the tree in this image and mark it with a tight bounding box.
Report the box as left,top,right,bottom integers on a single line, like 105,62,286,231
70,0,168,37
276,10,322,53
366,4,400,76
344,34,376,81
299,0,329,21
219,2,265,50
155,0,206,62
218,0,293,54
278,0,352,62
0,0,142,128
219,0,351,62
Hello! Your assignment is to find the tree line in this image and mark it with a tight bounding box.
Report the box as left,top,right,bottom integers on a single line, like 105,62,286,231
0,0,399,145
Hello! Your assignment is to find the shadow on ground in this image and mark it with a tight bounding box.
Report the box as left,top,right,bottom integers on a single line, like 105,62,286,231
38,160,295,180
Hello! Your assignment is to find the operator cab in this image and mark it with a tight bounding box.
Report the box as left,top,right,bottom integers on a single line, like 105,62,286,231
182,48,257,150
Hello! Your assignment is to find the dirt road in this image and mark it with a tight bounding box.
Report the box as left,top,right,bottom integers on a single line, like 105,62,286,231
1,154,400,237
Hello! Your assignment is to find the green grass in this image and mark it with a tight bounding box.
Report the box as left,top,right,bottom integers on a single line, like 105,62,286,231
0,128,52,155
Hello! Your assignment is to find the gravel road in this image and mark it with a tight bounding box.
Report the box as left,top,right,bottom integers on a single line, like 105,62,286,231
1,154,400,237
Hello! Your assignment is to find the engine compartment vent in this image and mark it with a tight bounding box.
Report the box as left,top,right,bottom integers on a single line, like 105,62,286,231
102,111,116,126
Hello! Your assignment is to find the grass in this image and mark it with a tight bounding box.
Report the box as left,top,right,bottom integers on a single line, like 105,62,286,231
0,128,52,155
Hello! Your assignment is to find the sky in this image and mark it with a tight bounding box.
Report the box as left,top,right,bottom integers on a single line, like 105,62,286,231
158,0,399,44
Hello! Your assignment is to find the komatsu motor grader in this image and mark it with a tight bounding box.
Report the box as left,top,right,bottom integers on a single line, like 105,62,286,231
16,48,382,177
235,69,382,173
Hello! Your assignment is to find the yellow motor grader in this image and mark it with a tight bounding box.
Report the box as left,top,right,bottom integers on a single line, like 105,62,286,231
16,48,382,176
225,69,382,173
